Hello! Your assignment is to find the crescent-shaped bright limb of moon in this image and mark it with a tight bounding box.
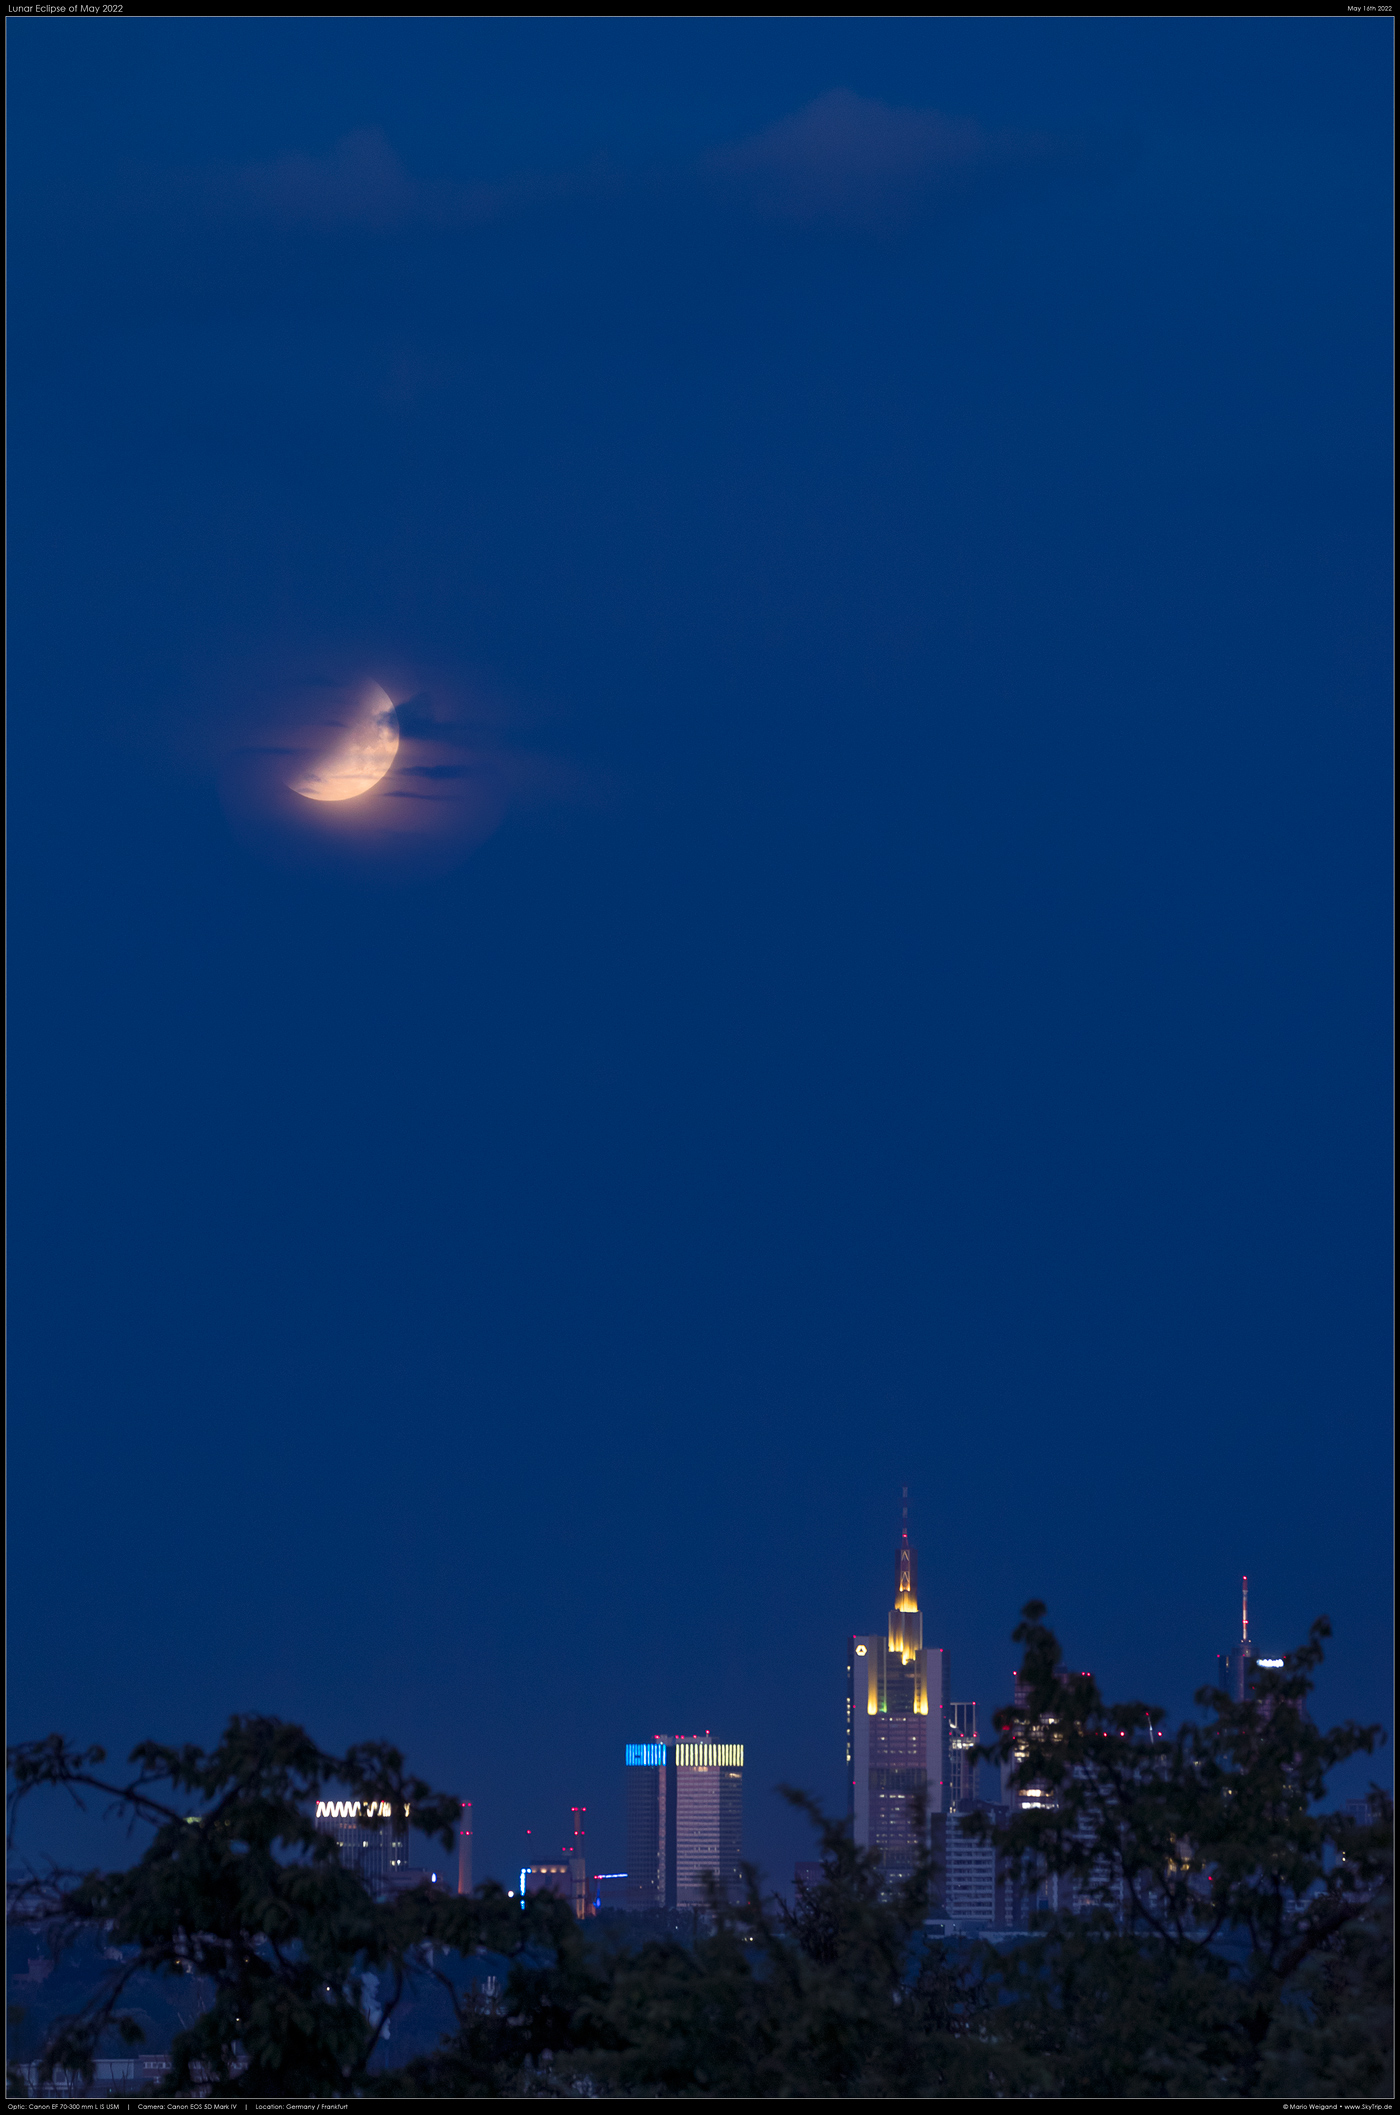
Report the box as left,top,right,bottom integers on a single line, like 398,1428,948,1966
289,684,400,801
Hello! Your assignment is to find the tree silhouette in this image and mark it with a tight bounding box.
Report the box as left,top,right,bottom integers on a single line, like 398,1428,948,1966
8,1609,1390,2098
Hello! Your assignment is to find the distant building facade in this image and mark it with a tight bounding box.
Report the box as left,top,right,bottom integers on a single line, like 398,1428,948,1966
1217,1641,1256,1700
523,1807,590,1917
947,1701,979,1811
941,1700,995,1921
592,1872,629,1913
847,1494,949,1894
624,1739,744,1908
943,1810,996,1925
313,1799,410,1895
943,1801,1101,1931
999,1668,1052,1814
523,1864,573,1904
990,1659,1126,1924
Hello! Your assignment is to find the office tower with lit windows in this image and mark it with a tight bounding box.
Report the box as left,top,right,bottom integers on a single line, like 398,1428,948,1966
947,1702,979,1811
624,1739,744,1909
313,1798,410,1894
999,1668,1037,1812
1000,1661,1104,1819
846,1493,948,1892
992,1660,1124,1924
943,1812,996,1926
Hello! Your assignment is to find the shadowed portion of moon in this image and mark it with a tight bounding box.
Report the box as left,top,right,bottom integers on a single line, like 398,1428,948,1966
216,667,534,882
289,682,399,800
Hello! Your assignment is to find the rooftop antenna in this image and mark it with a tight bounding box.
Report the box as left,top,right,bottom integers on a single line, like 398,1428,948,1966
1242,1574,1249,1648
902,1483,909,1541
457,1801,472,1898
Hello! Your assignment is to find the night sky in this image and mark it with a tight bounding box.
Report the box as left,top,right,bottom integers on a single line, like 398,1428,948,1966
7,19,1392,1893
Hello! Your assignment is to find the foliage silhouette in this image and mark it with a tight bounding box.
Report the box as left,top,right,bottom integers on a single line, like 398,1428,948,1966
7,1608,1390,2098
966,1601,1392,2095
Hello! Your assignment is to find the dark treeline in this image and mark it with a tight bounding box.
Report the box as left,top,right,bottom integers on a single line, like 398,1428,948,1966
6,1606,1391,2099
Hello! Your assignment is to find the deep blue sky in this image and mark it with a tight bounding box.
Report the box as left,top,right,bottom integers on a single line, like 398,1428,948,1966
7,19,1392,1892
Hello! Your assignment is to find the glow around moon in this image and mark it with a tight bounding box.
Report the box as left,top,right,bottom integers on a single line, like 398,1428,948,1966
288,683,399,801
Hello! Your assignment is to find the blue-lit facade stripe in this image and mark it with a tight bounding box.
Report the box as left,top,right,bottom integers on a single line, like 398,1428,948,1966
625,1742,744,1768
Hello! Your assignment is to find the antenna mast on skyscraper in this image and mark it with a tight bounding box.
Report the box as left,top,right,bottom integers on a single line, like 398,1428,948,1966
1242,1574,1249,1647
457,1801,472,1898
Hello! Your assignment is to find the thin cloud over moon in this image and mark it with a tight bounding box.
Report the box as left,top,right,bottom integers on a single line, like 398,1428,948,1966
218,669,504,878
214,663,594,882
288,681,399,802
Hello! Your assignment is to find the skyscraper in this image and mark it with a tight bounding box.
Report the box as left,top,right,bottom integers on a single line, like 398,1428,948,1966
1217,1580,1295,1726
847,1491,948,1892
943,1812,996,1926
947,1702,979,1811
313,1798,410,1895
624,1739,744,1909
1000,1668,1044,1813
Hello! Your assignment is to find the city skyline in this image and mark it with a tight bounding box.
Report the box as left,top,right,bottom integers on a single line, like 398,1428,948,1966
303,1522,1321,1897
8,16,1390,1902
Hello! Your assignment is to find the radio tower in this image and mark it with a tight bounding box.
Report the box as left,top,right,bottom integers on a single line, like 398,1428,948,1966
457,1801,473,1897
1217,1575,1254,1702
568,1807,588,1919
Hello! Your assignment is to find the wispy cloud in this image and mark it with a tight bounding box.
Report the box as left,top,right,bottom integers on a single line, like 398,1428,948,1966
707,90,1104,232
216,97,1114,241
224,127,585,231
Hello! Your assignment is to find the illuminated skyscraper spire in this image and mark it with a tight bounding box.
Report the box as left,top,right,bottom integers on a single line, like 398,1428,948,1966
1242,1574,1249,1648
889,1486,922,1661
897,1484,915,1603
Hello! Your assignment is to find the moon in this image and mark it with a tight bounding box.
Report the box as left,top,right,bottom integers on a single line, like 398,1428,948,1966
288,683,399,802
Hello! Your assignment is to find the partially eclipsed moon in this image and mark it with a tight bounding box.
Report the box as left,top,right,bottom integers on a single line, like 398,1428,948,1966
289,683,399,801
